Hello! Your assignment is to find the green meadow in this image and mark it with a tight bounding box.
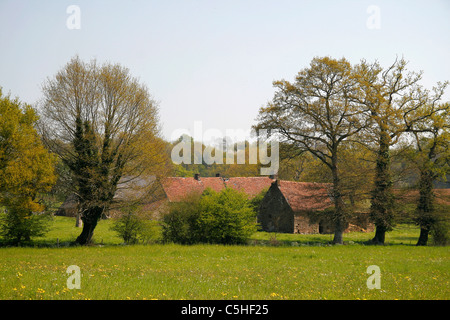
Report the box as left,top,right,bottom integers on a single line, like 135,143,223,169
0,217,448,300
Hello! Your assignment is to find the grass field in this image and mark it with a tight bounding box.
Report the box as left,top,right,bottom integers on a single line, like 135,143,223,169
0,217,449,300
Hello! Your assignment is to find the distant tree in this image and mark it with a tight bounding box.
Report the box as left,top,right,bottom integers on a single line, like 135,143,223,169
170,135,262,178
39,56,169,245
0,89,56,245
255,57,370,244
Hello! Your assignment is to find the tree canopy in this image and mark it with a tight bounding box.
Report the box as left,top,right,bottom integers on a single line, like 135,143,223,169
255,57,370,244
0,89,56,245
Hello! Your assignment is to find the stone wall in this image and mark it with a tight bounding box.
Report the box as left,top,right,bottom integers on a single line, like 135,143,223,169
294,215,319,234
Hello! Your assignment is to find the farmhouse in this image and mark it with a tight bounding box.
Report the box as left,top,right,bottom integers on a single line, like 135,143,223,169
56,174,274,218
258,180,374,234
56,173,374,234
127,174,275,219
161,174,274,201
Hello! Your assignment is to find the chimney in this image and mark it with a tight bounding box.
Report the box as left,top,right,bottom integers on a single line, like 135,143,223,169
194,173,200,181
215,173,221,177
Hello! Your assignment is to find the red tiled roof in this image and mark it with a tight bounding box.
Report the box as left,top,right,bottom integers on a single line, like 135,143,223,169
161,176,275,202
224,177,274,198
161,177,335,209
161,177,226,202
276,180,333,212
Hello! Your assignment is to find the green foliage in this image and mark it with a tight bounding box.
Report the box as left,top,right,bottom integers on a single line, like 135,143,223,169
162,188,257,245
0,211,52,246
0,89,56,245
170,135,262,178
196,188,257,244
161,194,202,245
111,211,143,245
249,188,267,214
370,137,395,233
111,207,161,244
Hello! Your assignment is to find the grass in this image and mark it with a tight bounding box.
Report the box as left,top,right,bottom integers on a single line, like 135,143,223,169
0,217,448,300
31,216,422,247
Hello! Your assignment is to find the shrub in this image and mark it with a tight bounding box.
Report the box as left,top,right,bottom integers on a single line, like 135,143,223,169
161,193,202,244
139,220,162,244
111,206,160,244
162,188,257,245
196,188,257,244
0,209,51,246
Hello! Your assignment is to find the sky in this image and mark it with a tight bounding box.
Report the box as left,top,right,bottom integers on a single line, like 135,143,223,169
0,0,449,143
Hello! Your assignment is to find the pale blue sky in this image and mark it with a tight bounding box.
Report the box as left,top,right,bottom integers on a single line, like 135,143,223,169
1,0,449,141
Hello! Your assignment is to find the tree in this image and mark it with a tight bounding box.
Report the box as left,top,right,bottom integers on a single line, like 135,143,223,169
255,57,370,244
0,89,56,245
404,102,449,245
278,142,375,207
39,56,169,245
354,57,448,244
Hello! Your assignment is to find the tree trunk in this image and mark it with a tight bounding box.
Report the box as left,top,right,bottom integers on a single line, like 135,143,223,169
371,225,386,245
333,220,345,245
75,219,97,245
416,227,429,246
75,206,102,245
331,154,345,245
415,168,435,246
75,209,82,228
369,127,393,245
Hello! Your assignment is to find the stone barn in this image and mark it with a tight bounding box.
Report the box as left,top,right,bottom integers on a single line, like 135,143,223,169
258,180,373,234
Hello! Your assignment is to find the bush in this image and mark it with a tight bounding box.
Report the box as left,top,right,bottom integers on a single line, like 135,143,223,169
110,206,160,244
162,188,257,245
0,209,51,246
196,188,257,244
139,220,162,244
161,193,202,244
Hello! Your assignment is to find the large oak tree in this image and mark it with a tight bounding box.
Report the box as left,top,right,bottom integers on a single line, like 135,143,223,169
404,101,449,245
255,57,370,244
